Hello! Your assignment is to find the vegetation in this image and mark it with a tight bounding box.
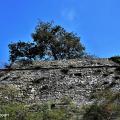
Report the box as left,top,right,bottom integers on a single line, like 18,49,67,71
0,88,82,120
8,42,36,63
88,88,120,120
109,56,120,64
0,84,120,120
8,21,85,63
82,103,110,120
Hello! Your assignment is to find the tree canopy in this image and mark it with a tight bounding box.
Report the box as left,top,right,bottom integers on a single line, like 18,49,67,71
9,21,85,63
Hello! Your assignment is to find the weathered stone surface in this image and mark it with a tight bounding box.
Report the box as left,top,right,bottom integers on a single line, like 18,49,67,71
0,58,120,105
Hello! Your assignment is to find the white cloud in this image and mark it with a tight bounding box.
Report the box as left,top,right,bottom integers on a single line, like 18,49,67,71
61,8,76,21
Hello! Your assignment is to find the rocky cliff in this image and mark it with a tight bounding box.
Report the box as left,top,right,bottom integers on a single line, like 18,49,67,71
0,58,120,105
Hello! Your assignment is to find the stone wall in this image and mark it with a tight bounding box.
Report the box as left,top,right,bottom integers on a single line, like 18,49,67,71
0,58,120,105
11,58,117,69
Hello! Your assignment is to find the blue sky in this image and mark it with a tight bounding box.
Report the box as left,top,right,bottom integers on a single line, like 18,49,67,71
0,0,120,65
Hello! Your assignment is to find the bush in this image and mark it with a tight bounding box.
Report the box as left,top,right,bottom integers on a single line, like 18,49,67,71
83,104,110,120
109,56,120,64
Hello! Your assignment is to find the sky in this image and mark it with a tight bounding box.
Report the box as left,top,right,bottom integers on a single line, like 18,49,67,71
0,0,120,65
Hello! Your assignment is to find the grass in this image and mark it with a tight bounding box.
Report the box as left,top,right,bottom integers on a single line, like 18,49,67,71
0,98,81,120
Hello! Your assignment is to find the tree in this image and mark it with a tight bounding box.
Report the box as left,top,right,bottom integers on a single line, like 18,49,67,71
8,41,36,62
9,21,85,62
32,21,85,60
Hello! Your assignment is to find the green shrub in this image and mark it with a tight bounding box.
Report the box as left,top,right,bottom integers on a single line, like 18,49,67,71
0,103,28,120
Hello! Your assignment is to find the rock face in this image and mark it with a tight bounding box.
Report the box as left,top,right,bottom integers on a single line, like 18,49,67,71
0,58,120,105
